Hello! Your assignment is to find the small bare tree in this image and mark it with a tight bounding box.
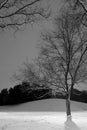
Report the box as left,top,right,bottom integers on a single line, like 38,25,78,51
12,59,49,88
36,6,87,118
12,60,53,98
0,0,50,30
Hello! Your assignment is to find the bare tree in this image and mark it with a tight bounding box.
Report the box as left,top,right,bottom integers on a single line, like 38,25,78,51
12,59,53,98
12,0,87,118
0,0,50,30
12,60,49,89
36,6,87,118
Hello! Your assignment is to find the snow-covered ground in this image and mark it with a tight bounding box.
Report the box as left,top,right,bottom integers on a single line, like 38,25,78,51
0,99,87,130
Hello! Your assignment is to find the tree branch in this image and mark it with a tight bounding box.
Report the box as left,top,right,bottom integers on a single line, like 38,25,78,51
73,45,87,84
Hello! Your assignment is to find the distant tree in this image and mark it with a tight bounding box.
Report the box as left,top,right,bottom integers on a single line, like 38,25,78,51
12,60,53,100
12,61,45,87
8,87,17,104
81,90,87,102
0,88,8,105
8,84,26,104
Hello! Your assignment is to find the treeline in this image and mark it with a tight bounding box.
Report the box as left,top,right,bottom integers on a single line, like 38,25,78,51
0,82,51,105
71,89,87,103
56,89,87,103
0,82,87,105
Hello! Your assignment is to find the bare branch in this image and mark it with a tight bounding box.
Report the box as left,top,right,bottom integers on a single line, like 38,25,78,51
0,0,50,29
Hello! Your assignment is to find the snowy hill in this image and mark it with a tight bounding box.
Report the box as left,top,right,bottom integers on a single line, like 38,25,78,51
0,99,87,112
0,99,87,130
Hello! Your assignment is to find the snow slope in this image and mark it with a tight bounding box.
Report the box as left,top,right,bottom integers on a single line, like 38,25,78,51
0,99,87,130
0,99,87,112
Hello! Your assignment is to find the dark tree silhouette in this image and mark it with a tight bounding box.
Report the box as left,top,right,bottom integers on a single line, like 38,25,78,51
0,88,8,105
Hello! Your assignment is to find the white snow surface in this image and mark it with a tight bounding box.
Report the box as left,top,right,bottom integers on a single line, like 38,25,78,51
0,99,87,130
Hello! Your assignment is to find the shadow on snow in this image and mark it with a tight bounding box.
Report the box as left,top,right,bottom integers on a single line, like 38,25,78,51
64,117,80,130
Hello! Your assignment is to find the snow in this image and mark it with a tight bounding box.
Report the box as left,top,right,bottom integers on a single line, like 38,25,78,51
0,99,87,130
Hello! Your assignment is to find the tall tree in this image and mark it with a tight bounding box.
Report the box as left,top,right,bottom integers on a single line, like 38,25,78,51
12,0,87,118
36,5,87,118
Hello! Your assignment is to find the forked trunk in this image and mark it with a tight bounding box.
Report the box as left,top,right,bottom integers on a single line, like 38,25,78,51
66,92,71,119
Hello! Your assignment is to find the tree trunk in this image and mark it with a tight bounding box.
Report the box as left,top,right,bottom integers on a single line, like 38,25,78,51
66,92,71,119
